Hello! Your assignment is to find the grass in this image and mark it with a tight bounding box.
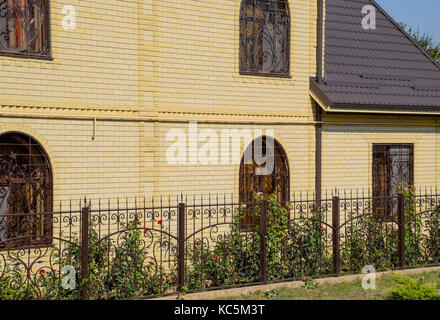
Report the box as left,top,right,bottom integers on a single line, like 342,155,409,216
216,271,440,300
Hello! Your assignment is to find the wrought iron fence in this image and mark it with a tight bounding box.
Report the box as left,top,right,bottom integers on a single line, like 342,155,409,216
1,189,440,300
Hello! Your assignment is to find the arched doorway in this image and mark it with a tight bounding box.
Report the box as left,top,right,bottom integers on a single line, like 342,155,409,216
0,132,53,247
239,136,289,227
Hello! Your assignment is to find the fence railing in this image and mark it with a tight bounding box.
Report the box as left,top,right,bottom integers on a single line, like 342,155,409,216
1,190,440,300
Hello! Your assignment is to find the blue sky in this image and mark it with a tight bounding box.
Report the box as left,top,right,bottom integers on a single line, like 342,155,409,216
376,0,440,43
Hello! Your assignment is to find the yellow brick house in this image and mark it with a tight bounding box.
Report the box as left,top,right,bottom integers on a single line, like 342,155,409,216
1,0,440,228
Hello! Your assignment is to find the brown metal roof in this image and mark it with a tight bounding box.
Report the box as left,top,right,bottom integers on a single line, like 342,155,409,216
311,0,440,113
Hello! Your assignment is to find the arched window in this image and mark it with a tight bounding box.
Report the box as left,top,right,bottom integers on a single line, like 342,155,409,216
239,136,289,227
0,132,52,247
239,0,290,76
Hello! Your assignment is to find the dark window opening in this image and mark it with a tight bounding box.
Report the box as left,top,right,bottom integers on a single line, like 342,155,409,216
239,136,289,229
239,0,290,76
0,132,52,248
0,0,51,58
372,144,414,217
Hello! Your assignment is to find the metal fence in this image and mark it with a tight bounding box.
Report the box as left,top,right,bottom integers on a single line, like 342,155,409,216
1,190,440,300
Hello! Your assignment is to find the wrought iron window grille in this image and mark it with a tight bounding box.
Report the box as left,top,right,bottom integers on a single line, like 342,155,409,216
372,144,414,218
0,132,53,248
239,0,290,76
239,136,290,229
0,0,51,58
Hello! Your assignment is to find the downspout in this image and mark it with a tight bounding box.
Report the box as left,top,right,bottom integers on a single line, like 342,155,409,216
315,107,322,202
315,0,324,202
316,0,324,85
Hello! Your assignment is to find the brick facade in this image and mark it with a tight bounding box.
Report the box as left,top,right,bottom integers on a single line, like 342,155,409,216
1,0,439,206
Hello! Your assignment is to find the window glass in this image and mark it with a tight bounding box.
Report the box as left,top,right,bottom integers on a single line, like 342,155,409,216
0,133,52,247
372,144,414,217
0,0,50,57
240,0,290,76
239,136,289,228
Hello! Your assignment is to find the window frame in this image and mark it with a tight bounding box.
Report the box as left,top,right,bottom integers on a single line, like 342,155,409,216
372,143,414,218
0,132,53,250
239,136,290,230
0,0,53,60
239,0,291,78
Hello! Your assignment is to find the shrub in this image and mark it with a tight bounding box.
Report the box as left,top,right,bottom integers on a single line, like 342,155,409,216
183,211,260,289
424,206,440,263
83,221,175,299
282,207,331,278
182,194,331,290
402,187,423,265
0,220,176,300
387,273,440,300
0,262,78,300
341,212,399,272
105,223,175,298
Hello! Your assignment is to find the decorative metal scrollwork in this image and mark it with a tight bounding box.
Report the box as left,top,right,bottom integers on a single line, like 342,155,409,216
239,0,290,75
372,144,414,217
239,136,289,228
0,0,50,56
0,132,52,247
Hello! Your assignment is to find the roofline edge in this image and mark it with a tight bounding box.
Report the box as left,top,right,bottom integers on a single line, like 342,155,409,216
369,0,440,71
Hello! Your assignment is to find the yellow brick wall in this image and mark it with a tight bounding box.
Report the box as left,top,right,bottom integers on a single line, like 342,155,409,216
3,0,440,277
137,0,319,197
2,0,439,204
321,113,440,194
0,0,140,109
140,0,317,117
0,118,141,204
0,0,319,202
143,121,316,198
1,0,318,115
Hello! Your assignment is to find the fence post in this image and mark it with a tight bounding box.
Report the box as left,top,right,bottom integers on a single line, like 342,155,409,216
259,199,268,284
177,202,186,291
397,193,406,269
80,201,90,300
332,196,341,277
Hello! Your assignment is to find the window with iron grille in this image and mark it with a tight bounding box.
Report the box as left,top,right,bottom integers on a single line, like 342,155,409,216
239,0,290,76
239,136,289,229
0,132,52,248
0,0,50,58
372,144,414,217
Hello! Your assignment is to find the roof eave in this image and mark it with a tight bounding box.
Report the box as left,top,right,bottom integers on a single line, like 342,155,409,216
310,79,440,116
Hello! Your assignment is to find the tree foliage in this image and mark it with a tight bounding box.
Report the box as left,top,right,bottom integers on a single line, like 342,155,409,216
399,22,440,62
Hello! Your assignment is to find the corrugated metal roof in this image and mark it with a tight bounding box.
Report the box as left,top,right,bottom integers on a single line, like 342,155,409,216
311,0,440,112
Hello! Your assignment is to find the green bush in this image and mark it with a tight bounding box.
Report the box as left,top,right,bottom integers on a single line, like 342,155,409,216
0,263,79,300
339,186,435,272
0,220,175,300
183,209,260,289
6,189,439,300
182,194,330,290
424,206,440,263
105,223,174,299
78,221,174,299
388,273,440,300
341,212,399,272
281,206,331,278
